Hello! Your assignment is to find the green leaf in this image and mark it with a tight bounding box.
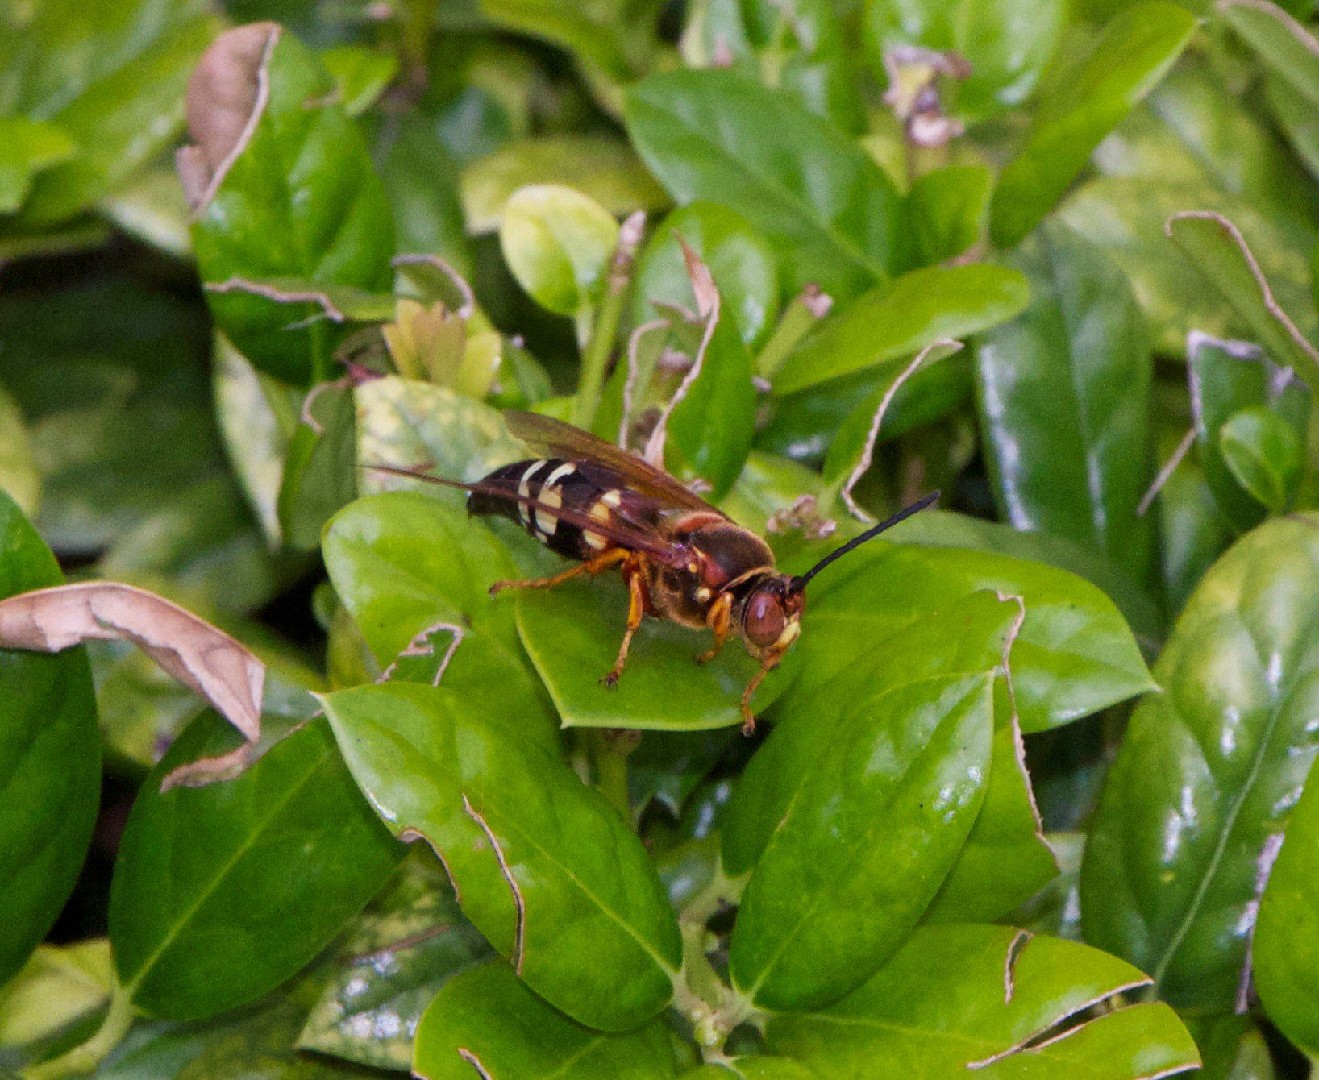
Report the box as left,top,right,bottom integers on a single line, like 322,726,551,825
624,69,905,300
0,117,75,215
886,508,1162,644
516,580,790,731
727,594,1007,1009
0,495,98,989
1218,405,1303,513
632,202,780,350
1166,211,1319,392
298,854,490,1071
318,44,399,117
322,682,683,1031
772,264,1030,395
355,377,527,500
975,224,1157,588
864,0,1066,122
1157,444,1232,619
461,135,669,235
0,383,39,517
989,2,1196,247
1081,515,1319,1010
1254,760,1319,1057
3,0,218,226
479,0,659,81
926,700,1060,923
413,963,677,1079
382,116,473,274
500,185,620,317
1188,335,1309,530
1267,74,1319,181
904,164,994,267
1219,0,1319,111
190,26,395,385
323,491,554,740
277,381,357,552
0,940,114,1068
766,924,1200,1077
775,540,1154,735
109,713,402,1019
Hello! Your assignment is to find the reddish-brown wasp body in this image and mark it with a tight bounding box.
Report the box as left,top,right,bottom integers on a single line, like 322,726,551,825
376,411,937,731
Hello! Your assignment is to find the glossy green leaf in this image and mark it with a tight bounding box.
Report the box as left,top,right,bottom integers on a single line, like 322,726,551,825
776,540,1154,734
322,682,682,1031
1254,759,1319,1057
1220,0,1319,110
989,2,1196,247
632,202,780,350
500,185,620,317
414,963,677,1079
299,854,490,1071
864,0,1065,122
1157,446,1233,620
356,377,526,499
1188,335,1309,530
1081,516,1319,1009
461,136,669,234
727,594,1009,1009
516,579,789,731
3,0,217,226
190,26,395,385
0,116,75,215
975,224,1157,588
926,697,1060,923
1218,405,1303,513
382,114,472,274
905,164,994,267
0,492,99,987
479,0,659,81
1167,211,1319,391
886,508,1162,644
681,0,865,133
772,264,1029,395
0,939,114,1068
319,44,399,117
1094,60,1319,238
679,1060,818,1080
766,924,1200,1077
1183,1014,1276,1080
323,491,554,739
624,68,904,300
110,713,402,1019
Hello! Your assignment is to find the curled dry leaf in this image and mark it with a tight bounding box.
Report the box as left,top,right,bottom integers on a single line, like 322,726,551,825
0,583,265,788
176,22,281,212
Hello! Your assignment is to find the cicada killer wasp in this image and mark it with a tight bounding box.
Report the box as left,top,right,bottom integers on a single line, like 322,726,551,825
372,410,938,732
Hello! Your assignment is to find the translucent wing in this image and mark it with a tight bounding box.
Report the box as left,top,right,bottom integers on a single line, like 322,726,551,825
363,463,693,568
504,410,727,517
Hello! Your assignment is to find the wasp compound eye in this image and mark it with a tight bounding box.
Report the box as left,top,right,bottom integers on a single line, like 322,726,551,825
744,589,787,648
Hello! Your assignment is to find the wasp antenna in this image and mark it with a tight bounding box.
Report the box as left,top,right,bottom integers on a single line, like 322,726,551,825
792,490,940,591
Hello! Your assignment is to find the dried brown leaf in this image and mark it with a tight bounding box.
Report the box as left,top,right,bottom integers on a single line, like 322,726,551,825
0,583,265,744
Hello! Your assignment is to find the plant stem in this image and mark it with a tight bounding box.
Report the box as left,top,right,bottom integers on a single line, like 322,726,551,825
574,213,645,429
591,728,638,821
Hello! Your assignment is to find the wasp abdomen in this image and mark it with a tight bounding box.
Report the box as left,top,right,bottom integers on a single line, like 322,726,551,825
468,458,649,561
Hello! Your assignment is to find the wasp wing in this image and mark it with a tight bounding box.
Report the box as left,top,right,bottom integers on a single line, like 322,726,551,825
503,410,727,517
363,463,693,569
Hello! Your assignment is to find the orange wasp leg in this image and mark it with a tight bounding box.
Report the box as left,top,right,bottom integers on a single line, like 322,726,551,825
488,547,628,596
601,558,650,689
740,653,782,736
695,591,733,665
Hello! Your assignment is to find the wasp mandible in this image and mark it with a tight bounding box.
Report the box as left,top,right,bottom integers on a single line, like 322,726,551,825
376,410,938,731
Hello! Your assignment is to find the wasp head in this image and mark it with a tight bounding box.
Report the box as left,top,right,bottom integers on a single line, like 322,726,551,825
738,575,806,658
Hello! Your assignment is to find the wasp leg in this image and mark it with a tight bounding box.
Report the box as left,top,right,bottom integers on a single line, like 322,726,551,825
695,592,733,665
740,654,782,736
489,547,628,596
601,560,649,689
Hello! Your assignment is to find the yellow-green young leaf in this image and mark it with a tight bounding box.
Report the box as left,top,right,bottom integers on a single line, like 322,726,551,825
500,185,620,317
1218,405,1303,513
766,925,1200,1077
321,682,683,1032
990,2,1196,246
0,492,99,987
1082,516,1319,1010
0,117,76,215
